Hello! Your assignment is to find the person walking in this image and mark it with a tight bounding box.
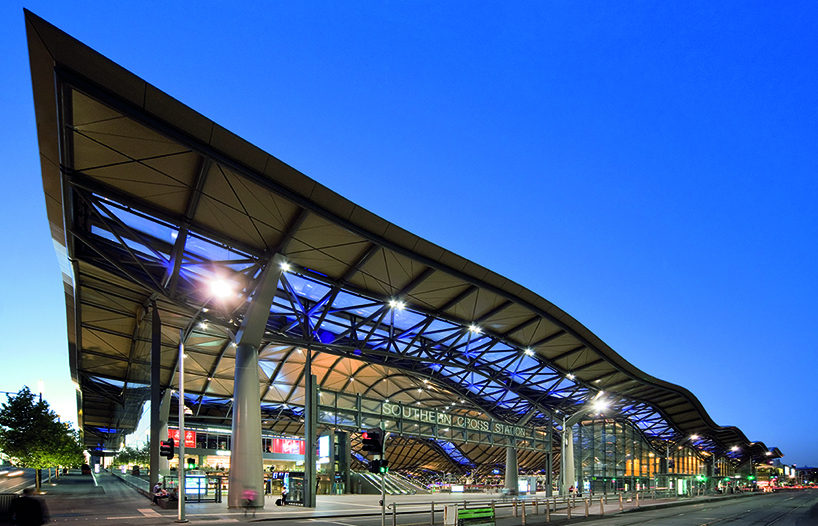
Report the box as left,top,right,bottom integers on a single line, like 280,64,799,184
242,487,258,517
9,488,49,525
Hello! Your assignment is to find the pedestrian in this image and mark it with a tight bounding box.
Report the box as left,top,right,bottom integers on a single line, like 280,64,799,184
9,488,49,526
281,486,288,505
152,482,168,505
242,487,258,517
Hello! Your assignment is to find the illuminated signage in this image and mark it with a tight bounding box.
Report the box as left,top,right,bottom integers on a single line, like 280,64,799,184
168,429,196,448
380,403,530,438
318,435,330,464
273,438,305,455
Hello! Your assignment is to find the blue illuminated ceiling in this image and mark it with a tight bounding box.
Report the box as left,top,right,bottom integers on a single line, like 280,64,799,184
26,10,775,465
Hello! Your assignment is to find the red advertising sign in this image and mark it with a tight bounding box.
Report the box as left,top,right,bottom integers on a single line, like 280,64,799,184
168,429,196,448
273,438,305,455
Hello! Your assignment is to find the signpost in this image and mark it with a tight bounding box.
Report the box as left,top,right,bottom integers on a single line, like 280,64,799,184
177,332,188,523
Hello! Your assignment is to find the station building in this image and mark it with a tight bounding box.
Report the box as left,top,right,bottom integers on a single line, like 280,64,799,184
25,10,782,508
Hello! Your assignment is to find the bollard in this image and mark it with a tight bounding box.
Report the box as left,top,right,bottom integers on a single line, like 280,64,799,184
636,492,640,507
604,494,607,505
600,497,604,516
491,500,495,516
567,502,572,519
521,499,526,525
431,501,435,526
584,498,589,517
534,498,539,515
652,489,656,500
513,498,518,517
619,493,623,511
572,493,576,508
392,503,397,526
546,502,551,523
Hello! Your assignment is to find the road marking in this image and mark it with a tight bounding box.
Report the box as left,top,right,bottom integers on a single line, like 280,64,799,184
137,508,162,517
318,502,382,508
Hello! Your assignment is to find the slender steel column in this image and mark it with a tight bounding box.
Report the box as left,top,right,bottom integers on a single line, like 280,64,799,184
546,451,553,497
149,301,161,489
227,254,285,509
304,346,317,507
505,446,519,494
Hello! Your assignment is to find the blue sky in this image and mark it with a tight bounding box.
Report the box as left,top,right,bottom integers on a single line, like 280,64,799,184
1,2,816,465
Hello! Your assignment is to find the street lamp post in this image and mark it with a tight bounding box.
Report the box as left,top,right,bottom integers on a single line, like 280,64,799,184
176,331,188,523
172,279,234,523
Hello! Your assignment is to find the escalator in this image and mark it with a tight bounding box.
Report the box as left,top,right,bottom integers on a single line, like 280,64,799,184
351,471,427,495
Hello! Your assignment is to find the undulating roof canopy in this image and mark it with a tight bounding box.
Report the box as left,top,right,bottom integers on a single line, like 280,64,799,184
25,9,778,467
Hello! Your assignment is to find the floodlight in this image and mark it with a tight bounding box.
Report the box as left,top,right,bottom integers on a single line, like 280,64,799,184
210,279,233,298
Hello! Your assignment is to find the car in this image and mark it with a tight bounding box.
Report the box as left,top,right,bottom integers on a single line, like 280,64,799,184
81,464,92,474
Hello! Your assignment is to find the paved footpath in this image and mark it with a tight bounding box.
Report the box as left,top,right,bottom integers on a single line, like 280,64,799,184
4,471,768,526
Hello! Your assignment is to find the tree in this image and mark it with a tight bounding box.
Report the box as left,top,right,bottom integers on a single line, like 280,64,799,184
112,443,150,469
0,386,85,491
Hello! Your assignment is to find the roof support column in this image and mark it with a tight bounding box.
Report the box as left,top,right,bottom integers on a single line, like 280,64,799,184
228,254,285,509
149,301,162,490
505,445,519,495
561,425,575,495
157,389,172,477
546,416,553,497
304,362,317,507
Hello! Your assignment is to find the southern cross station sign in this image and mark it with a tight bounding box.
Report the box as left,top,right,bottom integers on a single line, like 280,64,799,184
316,389,541,445
381,403,529,438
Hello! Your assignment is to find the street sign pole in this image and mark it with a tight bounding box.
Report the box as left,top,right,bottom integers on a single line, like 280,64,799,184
176,332,188,523
380,422,387,526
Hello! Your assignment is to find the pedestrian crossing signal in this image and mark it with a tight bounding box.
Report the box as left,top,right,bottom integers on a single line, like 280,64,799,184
362,430,382,453
160,438,174,459
369,459,389,474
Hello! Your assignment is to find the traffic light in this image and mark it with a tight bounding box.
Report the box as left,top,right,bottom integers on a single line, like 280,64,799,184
369,459,389,474
362,430,383,453
160,438,175,459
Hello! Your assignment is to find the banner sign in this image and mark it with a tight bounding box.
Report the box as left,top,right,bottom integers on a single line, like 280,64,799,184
168,428,196,448
273,438,305,455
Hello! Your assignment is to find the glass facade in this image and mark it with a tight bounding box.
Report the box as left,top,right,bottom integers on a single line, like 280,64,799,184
574,419,710,493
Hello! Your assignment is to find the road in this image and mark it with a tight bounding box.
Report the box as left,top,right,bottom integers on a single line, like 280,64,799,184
0,468,34,494
31,472,818,526
289,490,818,526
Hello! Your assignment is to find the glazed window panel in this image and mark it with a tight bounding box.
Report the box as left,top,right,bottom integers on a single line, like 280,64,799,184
336,393,357,411
579,424,594,477
360,398,381,413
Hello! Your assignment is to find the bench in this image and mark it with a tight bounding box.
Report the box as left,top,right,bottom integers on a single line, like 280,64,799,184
156,496,178,509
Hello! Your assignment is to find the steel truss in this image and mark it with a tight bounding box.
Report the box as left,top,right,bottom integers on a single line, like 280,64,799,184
68,175,702,460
